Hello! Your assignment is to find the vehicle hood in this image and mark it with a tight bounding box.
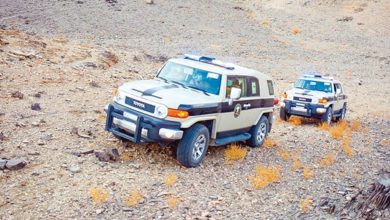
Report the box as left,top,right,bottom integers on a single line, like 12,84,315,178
118,79,221,108
286,88,334,103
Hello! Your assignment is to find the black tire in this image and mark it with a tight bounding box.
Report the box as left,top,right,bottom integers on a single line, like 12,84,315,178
177,124,209,168
247,116,269,148
113,134,126,142
321,107,333,125
336,104,347,122
280,107,290,121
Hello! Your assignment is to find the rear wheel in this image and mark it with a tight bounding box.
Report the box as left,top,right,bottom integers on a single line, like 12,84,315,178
280,107,290,121
336,104,347,122
247,116,269,148
321,107,333,125
177,124,209,168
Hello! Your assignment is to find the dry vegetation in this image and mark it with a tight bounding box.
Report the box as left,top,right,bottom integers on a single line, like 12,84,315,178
249,165,281,189
319,153,336,167
89,187,109,205
124,191,143,207
224,144,247,163
165,174,178,187
342,137,353,157
167,195,182,208
291,27,301,35
300,197,313,213
288,116,302,126
263,137,279,148
278,148,290,161
303,167,314,180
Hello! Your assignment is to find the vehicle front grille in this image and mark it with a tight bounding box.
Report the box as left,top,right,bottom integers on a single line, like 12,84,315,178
293,96,312,102
125,97,155,113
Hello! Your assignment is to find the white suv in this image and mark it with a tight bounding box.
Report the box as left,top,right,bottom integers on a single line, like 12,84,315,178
105,55,277,167
280,73,347,124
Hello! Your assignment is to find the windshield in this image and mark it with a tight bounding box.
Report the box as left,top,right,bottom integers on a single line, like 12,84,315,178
294,79,332,93
157,61,222,95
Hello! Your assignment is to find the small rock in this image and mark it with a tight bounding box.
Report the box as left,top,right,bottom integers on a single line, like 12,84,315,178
89,81,100,87
6,158,27,170
68,164,81,173
96,209,104,214
337,16,353,22
95,151,110,162
31,103,41,111
32,119,46,127
0,132,6,141
41,133,53,142
11,91,24,99
107,148,120,161
31,121,41,127
145,0,154,4
338,191,347,195
0,159,7,170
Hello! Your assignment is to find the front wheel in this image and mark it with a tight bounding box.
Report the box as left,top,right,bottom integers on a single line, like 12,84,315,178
321,107,333,125
177,124,209,168
247,116,269,148
280,107,290,121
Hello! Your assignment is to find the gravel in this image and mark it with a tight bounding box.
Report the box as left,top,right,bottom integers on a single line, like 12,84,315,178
0,0,389,219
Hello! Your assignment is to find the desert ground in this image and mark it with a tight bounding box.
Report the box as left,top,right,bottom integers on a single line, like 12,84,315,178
0,0,389,219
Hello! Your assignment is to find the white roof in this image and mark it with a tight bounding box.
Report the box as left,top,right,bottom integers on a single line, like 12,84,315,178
169,58,271,80
298,75,340,84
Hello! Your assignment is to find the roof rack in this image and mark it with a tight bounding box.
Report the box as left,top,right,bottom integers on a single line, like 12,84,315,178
184,54,235,70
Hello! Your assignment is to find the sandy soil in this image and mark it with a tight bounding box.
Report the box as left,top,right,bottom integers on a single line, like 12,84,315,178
0,0,389,219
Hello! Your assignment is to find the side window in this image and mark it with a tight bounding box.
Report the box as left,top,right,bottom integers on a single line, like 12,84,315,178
226,76,247,98
335,83,342,94
247,77,260,97
267,80,274,95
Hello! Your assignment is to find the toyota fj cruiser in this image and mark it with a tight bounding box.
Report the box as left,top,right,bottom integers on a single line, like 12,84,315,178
280,73,347,124
105,54,277,167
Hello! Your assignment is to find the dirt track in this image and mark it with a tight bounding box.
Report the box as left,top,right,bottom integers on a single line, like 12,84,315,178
0,0,389,219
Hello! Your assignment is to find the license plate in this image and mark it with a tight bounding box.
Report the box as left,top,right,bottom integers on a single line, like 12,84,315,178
292,106,306,112
123,112,137,121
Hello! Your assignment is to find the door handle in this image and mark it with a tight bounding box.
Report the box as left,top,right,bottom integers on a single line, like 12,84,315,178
243,103,251,108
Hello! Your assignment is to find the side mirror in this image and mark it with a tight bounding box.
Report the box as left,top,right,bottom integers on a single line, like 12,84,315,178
230,87,241,99
336,88,341,94
291,83,295,89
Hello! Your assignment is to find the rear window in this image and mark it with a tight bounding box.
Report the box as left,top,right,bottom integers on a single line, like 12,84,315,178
267,80,274,95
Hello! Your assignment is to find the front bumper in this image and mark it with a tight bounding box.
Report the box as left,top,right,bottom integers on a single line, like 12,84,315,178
281,100,326,118
105,102,183,143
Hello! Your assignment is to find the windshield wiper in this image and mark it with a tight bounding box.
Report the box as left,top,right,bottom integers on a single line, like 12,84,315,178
188,85,210,96
171,80,187,88
157,76,168,83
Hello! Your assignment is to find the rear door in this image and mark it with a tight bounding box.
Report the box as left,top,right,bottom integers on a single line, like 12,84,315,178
217,76,270,135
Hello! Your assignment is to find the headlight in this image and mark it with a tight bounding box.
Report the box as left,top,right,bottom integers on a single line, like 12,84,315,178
114,91,125,102
155,105,168,118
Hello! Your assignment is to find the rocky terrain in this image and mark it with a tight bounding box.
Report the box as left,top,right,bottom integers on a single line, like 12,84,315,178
0,0,389,219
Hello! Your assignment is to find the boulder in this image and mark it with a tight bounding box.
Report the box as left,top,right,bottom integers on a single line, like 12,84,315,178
5,158,27,170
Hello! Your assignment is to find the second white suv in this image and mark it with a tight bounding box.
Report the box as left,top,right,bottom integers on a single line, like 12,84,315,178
280,73,347,124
